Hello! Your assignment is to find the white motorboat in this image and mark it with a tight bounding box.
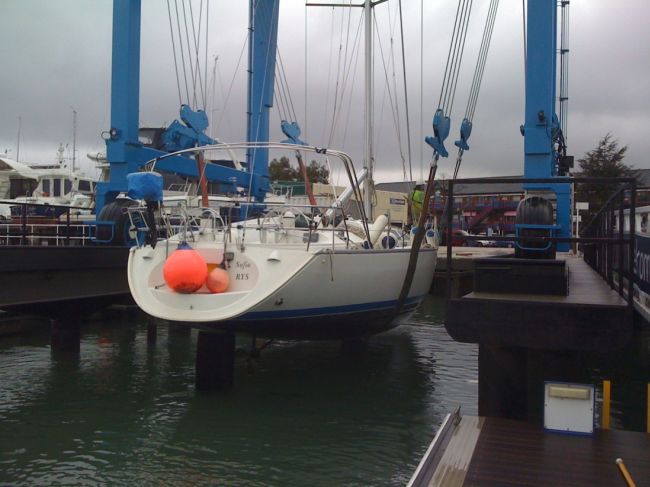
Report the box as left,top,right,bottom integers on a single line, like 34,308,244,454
126,143,437,339
0,155,97,219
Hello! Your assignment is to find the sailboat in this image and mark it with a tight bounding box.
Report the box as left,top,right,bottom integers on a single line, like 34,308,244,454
125,0,438,339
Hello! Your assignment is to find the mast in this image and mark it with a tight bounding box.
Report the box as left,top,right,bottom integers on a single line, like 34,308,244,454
363,0,374,220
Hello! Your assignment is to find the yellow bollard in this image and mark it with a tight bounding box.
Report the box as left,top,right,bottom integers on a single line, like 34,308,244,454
616,458,636,487
602,380,611,429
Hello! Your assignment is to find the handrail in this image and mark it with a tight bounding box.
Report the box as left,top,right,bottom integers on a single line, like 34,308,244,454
444,176,637,310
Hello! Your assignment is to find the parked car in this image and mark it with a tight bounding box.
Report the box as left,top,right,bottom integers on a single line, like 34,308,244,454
495,233,516,248
450,229,495,247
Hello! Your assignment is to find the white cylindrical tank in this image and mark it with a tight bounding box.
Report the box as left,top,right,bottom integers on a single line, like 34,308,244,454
368,214,389,247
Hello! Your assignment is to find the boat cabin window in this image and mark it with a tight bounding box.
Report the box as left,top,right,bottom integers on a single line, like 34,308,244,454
78,180,92,192
642,214,648,233
9,178,37,198
64,179,72,194
53,178,61,197
42,179,50,194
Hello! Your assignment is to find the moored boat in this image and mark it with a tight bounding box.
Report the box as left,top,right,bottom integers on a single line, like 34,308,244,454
126,143,438,339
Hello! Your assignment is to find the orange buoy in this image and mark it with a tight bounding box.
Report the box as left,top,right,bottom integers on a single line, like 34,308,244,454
206,267,230,294
163,243,208,293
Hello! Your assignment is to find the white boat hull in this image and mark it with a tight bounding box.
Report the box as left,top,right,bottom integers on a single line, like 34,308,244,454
128,238,437,339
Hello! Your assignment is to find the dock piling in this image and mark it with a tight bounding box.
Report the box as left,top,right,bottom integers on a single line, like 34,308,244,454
195,331,235,391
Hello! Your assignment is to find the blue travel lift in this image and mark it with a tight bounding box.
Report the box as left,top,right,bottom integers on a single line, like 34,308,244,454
517,0,572,256
96,0,281,243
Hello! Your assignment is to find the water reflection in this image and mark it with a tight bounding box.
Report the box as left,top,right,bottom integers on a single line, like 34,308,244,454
0,296,477,486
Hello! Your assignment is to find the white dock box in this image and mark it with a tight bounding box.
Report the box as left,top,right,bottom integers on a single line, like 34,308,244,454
543,382,595,435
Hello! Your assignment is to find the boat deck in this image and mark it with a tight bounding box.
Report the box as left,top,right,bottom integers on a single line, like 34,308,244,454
411,415,650,487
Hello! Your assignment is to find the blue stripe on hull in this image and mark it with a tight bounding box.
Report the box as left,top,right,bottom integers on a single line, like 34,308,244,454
191,297,424,340
237,295,424,320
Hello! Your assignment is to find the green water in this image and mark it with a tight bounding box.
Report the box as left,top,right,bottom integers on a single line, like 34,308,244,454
0,296,479,486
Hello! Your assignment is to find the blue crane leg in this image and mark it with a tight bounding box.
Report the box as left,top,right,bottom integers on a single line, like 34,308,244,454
246,0,279,202
523,0,570,251
97,0,142,214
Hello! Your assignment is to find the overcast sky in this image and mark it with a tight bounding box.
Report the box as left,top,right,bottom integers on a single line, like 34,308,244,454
1,0,648,185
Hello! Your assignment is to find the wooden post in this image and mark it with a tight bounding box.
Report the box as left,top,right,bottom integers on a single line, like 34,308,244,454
602,379,611,429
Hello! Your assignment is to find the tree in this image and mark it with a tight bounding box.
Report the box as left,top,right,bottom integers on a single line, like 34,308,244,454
268,156,329,184
576,134,633,218
305,160,329,184
268,156,298,182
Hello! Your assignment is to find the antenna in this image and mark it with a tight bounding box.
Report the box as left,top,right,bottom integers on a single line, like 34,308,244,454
16,116,21,162
71,107,77,173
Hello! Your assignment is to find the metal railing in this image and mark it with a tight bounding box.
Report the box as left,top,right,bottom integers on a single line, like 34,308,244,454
0,201,97,247
580,179,636,301
444,176,637,308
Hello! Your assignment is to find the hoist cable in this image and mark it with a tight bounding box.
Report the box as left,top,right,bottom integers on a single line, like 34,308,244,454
438,0,464,109
173,0,191,104
442,0,473,115
438,0,472,113
180,0,198,108
466,0,498,122
277,50,298,123
447,0,473,114
166,0,183,106
453,0,499,180
187,0,206,109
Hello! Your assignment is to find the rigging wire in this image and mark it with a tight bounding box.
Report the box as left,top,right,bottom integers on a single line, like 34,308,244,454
419,0,423,182
373,12,407,180
204,0,209,110
328,11,364,148
398,0,414,185
337,17,364,149
328,3,357,146
319,8,337,145
215,33,248,133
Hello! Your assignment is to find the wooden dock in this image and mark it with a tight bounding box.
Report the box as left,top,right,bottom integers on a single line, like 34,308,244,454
410,411,650,487
446,253,633,352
